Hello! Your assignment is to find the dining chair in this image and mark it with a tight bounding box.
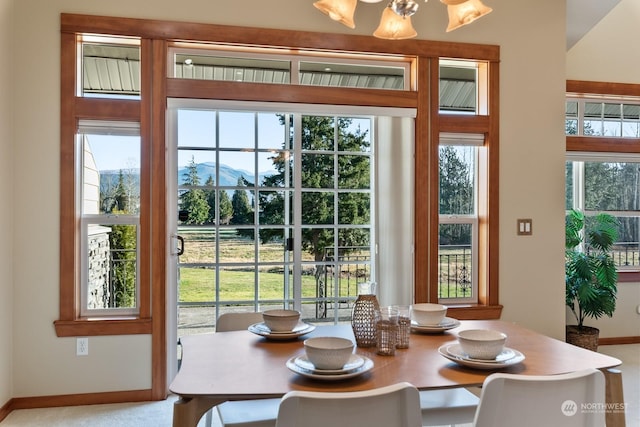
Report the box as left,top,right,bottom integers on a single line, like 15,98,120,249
274,382,422,427
419,387,479,426
211,312,281,427
473,368,606,427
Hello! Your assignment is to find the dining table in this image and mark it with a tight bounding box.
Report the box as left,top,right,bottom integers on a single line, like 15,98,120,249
170,319,625,427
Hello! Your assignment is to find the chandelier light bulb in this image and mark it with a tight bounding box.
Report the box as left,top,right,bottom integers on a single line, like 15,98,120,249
391,0,419,17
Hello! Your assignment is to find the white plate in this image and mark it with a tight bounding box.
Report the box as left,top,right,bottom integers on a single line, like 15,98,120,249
252,322,312,334
411,317,461,333
293,354,365,375
287,355,374,381
248,322,316,340
438,343,525,370
446,344,516,363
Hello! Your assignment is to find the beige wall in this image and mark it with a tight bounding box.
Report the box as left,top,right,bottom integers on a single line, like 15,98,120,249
0,0,14,408
566,0,640,338
8,0,570,398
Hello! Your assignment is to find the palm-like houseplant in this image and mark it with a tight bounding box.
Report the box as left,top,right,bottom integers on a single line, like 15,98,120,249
565,209,619,350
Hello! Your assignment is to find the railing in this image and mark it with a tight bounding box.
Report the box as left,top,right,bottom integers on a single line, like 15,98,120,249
611,242,640,267
319,246,371,319
438,245,473,299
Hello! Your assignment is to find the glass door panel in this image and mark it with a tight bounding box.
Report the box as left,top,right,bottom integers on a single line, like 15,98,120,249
171,105,374,341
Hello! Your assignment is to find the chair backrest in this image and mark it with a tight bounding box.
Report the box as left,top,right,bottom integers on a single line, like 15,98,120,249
474,368,606,427
216,312,264,332
275,382,422,427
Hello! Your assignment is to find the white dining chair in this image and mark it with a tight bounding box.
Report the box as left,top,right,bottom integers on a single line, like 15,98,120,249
206,312,281,427
419,387,479,426
473,368,606,427
215,312,264,332
274,382,423,427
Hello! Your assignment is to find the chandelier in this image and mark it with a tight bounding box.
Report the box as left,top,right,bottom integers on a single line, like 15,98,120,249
313,0,493,40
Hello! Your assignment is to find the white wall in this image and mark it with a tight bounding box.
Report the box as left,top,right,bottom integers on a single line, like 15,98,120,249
9,0,568,398
0,0,14,408
566,0,640,338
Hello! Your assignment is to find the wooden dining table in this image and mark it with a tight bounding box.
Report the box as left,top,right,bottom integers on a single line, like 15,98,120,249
170,320,625,427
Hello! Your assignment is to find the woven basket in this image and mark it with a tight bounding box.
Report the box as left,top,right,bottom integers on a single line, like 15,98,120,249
566,325,599,352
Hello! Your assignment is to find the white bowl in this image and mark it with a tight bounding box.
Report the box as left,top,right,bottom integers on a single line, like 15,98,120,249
411,303,447,326
457,329,507,360
262,309,300,332
304,337,354,370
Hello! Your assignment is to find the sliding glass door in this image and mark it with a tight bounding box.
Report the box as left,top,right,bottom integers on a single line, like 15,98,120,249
167,101,375,340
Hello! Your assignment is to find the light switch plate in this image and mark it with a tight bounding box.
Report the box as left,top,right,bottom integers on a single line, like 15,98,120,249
517,219,532,236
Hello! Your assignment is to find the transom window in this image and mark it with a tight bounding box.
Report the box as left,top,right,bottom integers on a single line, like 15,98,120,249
169,46,410,90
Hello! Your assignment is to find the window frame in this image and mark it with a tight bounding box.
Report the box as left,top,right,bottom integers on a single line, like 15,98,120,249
438,133,483,304
566,80,640,282
415,59,501,319
57,13,501,399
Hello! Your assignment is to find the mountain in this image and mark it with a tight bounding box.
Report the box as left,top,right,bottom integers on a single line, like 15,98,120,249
177,162,274,187
99,162,274,193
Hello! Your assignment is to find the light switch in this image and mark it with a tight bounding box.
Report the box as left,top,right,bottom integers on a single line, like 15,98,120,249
517,219,532,236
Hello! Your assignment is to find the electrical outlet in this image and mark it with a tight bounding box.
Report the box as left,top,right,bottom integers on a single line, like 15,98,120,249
77,337,89,356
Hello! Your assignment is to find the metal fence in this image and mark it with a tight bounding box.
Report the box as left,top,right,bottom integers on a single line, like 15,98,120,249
612,242,640,267
438,245,473,299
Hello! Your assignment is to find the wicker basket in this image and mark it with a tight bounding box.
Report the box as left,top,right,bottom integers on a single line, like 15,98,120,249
566,325,599,352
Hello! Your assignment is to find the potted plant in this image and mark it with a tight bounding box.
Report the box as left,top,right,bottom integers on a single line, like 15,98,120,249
565,209,619,351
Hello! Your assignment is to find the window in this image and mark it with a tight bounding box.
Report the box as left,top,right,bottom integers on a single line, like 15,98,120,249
439,59,488,115
59,15,501,339
566,81,640,278
81,37,140,99
566,154,640,269
79,121,141,316
414,58,499,317
169,47,410,90
171,105,376,328
438,133,483,303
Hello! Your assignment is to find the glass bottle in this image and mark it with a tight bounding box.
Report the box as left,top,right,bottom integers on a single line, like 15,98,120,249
351,281,380,347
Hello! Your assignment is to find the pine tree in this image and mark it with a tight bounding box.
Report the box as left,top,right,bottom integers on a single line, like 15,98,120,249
231,176,253,226
179,156,210,225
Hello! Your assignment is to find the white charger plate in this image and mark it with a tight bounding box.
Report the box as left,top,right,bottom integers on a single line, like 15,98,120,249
286,355,374,381
248,322,316,340
411,317,461,333
438,343,525,370
293,354,365,375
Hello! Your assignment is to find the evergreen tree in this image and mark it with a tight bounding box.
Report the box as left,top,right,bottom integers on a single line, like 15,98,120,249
179,156,210,225
439,146,473,245
204,175,216,224
231,176,253,226
260,115,371,261
108,171,136,308
219,190,233,225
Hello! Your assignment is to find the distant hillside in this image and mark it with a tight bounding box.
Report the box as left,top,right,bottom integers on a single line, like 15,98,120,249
100,162,274,194
177,162,274,187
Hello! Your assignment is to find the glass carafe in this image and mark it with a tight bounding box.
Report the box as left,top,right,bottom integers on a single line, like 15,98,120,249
351,282,380,347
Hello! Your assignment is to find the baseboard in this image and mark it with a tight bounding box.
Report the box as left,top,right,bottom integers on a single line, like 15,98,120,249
0,398,12,423
599,336,640,345
8,389,158,412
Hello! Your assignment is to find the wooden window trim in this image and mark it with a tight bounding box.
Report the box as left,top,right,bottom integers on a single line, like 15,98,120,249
57,14,501,403
414,58,501,319
567,79,640,282
55,31,153,337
